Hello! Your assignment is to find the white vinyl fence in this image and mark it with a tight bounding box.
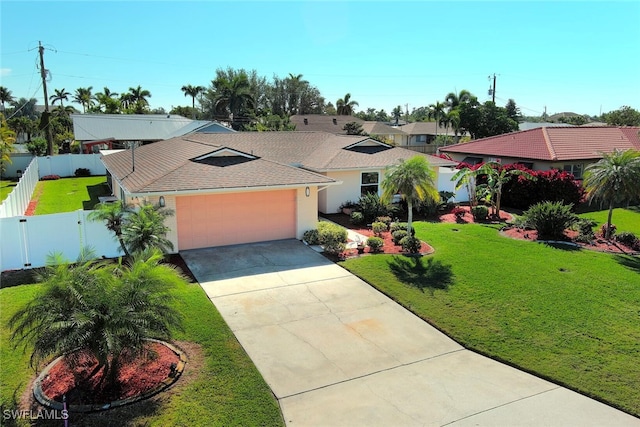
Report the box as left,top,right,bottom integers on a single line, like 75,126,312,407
438,167,469,202
0,158,39,218
0,210,123,271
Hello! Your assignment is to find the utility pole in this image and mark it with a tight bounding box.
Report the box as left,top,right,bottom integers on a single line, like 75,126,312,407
38,41,54,156
488,73,497,104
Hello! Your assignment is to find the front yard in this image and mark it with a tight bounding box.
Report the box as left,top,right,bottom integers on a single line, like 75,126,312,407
340,220,640,417
28,176,111,215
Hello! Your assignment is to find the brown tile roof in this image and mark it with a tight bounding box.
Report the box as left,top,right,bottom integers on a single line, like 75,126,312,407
440,127,640,161
290,114,363,133
103,131,455,194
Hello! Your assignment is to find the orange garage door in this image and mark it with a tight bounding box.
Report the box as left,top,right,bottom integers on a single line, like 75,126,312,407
176,190,297,250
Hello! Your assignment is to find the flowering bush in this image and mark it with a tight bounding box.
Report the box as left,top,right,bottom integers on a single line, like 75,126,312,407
501,165,584,210
41,175,60,180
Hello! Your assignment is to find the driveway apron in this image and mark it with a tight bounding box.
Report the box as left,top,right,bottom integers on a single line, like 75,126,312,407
181,239,639,427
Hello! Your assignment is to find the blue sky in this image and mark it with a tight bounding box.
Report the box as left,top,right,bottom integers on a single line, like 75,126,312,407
1,1,639,117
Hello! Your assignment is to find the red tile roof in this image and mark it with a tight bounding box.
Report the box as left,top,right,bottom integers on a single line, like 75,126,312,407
440,127,640,161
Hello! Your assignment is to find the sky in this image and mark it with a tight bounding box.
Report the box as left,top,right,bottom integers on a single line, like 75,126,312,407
1,1,639,118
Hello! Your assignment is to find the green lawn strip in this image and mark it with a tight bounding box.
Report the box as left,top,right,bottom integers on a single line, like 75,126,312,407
0,180,17,203
578,207,640,235
339,222,640,416
0,281,283,427
32,177,110,215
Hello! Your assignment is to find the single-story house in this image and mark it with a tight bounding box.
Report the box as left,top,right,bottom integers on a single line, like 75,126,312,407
397,122,456,154
439,126,640,178
72,114,233,151
101,131,456,251
290,114,364,133
360,121,407,145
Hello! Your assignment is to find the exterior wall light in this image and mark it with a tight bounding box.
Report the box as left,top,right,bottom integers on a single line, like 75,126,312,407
305,187,310,197
159,196,166,207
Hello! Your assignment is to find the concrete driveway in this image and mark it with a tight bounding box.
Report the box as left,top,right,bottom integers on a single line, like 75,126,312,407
181,239,639,427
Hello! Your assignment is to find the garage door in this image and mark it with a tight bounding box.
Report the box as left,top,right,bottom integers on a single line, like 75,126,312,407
176,190,296,250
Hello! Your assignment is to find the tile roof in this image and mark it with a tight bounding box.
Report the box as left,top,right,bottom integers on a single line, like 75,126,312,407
290,114,364,133
399,122,455,136
440,127,640,161
102,131,455,194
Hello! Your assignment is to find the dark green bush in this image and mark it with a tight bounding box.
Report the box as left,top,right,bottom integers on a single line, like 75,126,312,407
74,167,91,177
303,229,321,245
573,218,597,243
471,205,489,221
372,221,388,236
522,201,578,240
366,236,384,253
390,222,415,236
350,211,364,225
392,230,408,245
614,231,638,248
376,216,392,227
358,193,392,223
400,236,422,253
318,222,347,254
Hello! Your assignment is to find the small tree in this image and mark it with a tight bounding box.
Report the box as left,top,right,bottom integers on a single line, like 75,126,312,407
474,162,534,218
583,149,640,239
89,201,133,256
122,202,175,254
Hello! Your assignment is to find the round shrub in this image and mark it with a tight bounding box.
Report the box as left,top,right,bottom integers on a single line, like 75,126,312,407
376,216,392,227
350,211,364,225
371,221,388,236
318,221,348,255
74,167,91,177
573,218,597,243
366,236,384,253
389,222,415,235
392,229,408,245
303,229,321,245
522,201,577,240
471,205,489,221
614,231,638,248
400,236,422,253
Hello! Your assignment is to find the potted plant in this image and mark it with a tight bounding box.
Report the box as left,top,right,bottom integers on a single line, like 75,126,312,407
339,200,359,215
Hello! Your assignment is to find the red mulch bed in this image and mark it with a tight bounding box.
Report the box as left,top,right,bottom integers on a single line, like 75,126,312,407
438,206,513,224
502,227,639,254
41,342,179,405
342,227,433,257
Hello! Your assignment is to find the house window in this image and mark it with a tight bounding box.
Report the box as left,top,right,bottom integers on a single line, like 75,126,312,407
563,163,583,179
416,135,427,143
361,172,379,195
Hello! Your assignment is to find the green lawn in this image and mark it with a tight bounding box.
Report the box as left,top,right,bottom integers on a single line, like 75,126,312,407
340,221,640,416
579,206,640,235
0,179,17,203
0,279,283,426
32,176,111,215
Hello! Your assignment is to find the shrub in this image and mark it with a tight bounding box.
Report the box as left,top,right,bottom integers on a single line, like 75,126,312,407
366,236,384,253
376,216,392,227
350,211,364,225
390,222,415,236
392,229,408,245
74,168,91,177
400,236,422,253
573,218,597,243
471,205,489,221
318,221,348,255
614,231,638,248
416,197,440,217
451,206,466,219
41,175,60,181
303,229,321,245
599,223,617,239
372,221,388,236
501,165,584,210
358,193,391,223
522,201,578,240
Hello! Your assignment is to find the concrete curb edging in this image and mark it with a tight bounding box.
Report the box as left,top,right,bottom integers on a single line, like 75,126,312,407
33,339,187,413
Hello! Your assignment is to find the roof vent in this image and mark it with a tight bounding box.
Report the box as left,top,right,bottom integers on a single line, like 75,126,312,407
333,118,337,125
304,118,308,125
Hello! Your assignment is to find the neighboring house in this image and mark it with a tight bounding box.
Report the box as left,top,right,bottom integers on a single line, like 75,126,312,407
101,131,456,251
72,114,233,152
361,121,407,145
398,122,456,154
290,114,364,134
439,126,640,178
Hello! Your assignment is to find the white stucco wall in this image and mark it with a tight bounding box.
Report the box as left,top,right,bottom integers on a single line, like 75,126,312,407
321,170,382,214
296,186,318,237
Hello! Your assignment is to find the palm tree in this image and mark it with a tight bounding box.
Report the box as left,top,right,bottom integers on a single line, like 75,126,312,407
0,86,15,111
181,84,205,110
127,86,152,113
451,163,480,207
122,202,175,254
336,93,359,115
474,162,534,218
391,105,403,125
428,101,446,146
49,88,71,107
73,87,94,113
1,113,16,176
210,72,254,130
381,156,439,236
583,149,640,239
89,201,133,256
445,89,472,111
10,248,184,388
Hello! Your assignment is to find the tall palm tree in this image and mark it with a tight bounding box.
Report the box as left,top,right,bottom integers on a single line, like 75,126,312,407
122,202,175,254
73,87,94,113
10,248,184,388
127,86,152,113
89,201,133,256
428,101,446,146
336,93,358,115
445,89,472,111
0,86,15,111
210,72,254,130
381,156,439,236
49,88,71,107
583,149,640,239
181,84,205,110
391,105,403,125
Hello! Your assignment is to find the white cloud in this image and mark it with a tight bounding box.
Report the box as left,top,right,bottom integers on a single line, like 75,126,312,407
0,68,11,77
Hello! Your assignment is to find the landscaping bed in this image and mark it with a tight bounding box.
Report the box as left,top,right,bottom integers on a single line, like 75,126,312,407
502,227,640,254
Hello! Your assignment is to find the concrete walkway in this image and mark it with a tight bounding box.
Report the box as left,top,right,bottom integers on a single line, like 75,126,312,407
181,240,639,427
